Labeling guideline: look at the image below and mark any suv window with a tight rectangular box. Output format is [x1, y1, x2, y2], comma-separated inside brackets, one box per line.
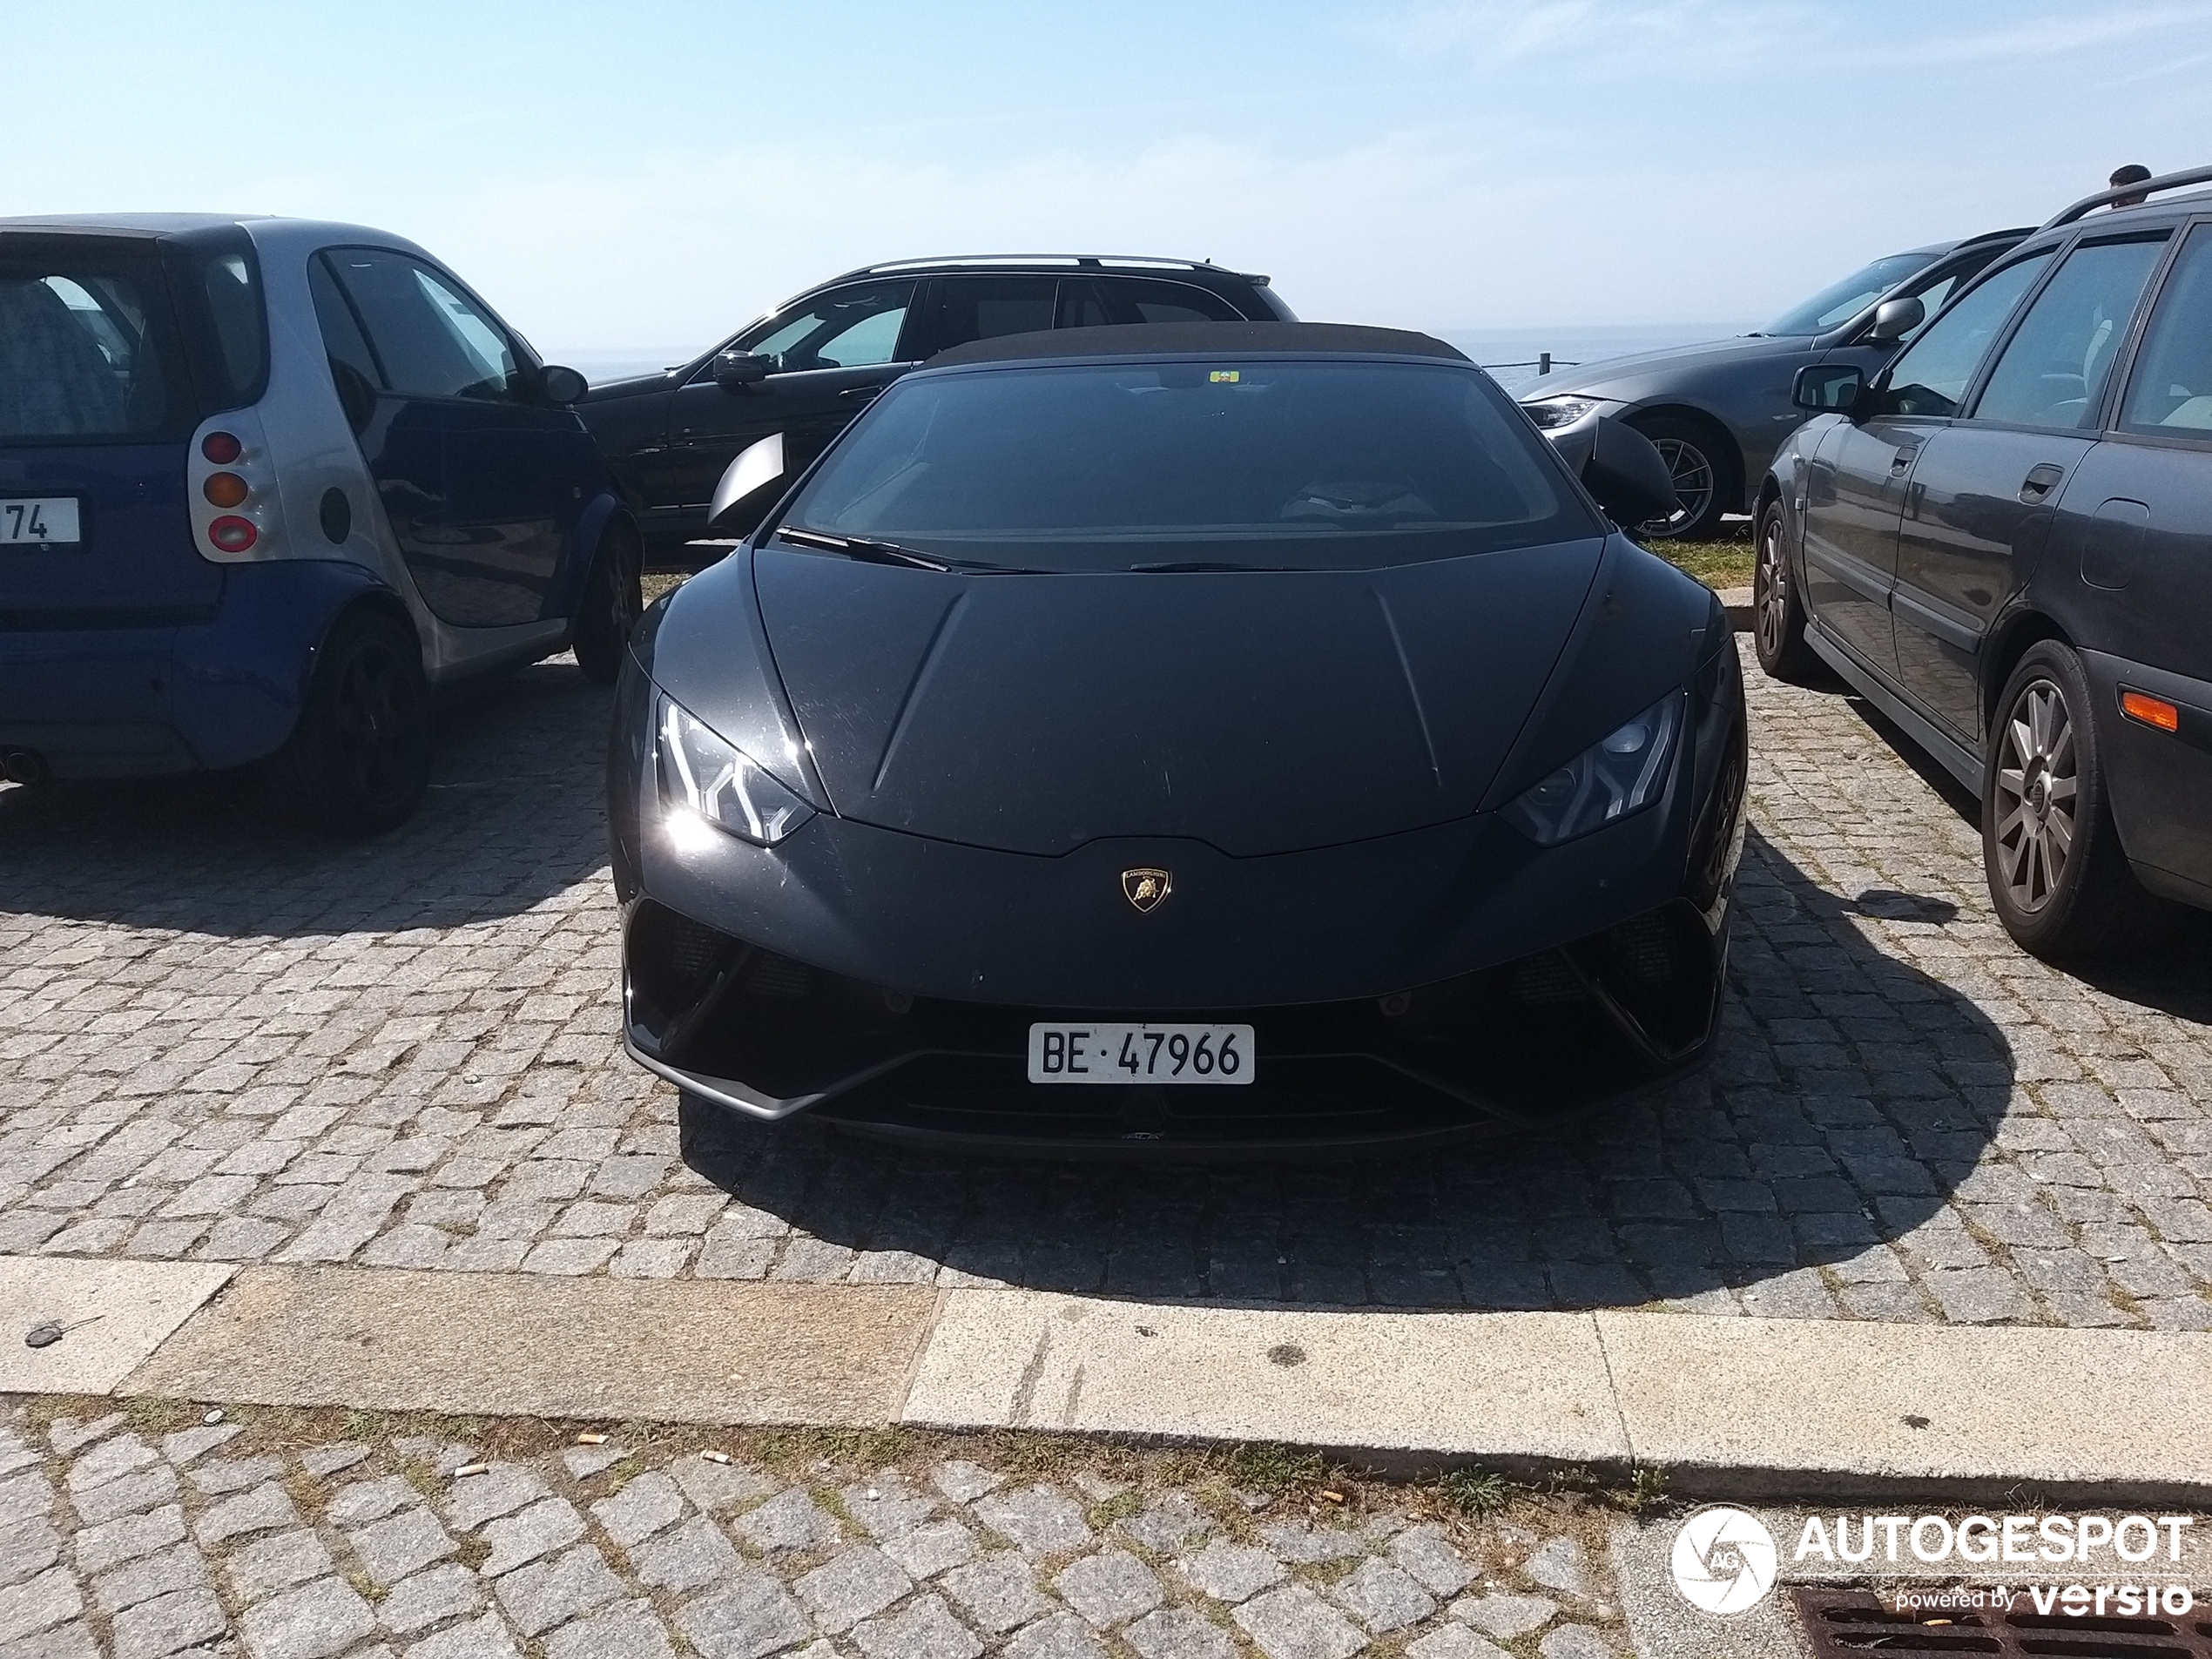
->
[1878, 251, 2054, 418]
[739, 280, 917, 374]
[0, 253, 179, 442]
[925, 277, 1059, 354]
[2120, 224, 2212, 435]
[323, 249, 522, 402]
[1973, 235, 2167, 428]
[1056, 279, 1112, 329]
[1112, 277, 1242, 324]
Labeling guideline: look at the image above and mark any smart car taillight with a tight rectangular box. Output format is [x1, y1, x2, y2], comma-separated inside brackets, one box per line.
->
[208, 516, 257, 553]
[202, 472, 249, 508]
[201, 431, 243, 463]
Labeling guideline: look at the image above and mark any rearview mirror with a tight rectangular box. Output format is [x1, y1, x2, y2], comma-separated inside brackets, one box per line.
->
[713, 351, 773, 392]
[539, 364, 588, 405]
[1793, 363, 1865, 416]
[1581, 416, 1677, 529]
[1864, 294, 1924, 345]
[709, 432, 786, 531]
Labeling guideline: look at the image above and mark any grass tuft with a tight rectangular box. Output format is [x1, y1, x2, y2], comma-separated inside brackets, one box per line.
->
[1435, 1467, 1512, 1516]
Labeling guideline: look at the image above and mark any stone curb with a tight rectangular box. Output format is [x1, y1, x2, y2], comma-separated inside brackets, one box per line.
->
[1717, 583, 1752, 629]
[8, 1258, 2209, 1506]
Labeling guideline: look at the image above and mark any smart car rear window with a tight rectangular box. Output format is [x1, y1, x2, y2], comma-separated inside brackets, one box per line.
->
[0, 248, 183, 443]
[782, 358, 1598, 571]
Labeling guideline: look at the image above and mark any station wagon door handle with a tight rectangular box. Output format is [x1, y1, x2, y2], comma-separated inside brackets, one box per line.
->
[840, 386, 884, 401]
[2019, 462, 2066, 503]
[1889, 446, 1918, 474]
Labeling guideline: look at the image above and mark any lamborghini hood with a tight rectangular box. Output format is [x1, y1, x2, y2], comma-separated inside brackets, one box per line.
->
[752, 539, 1606, 858]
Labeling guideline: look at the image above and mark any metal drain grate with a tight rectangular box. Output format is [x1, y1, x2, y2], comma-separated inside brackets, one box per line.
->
[1792, 1586, 2212, 1656]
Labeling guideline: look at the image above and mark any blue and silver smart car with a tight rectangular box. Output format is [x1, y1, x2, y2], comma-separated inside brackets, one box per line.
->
[0, 214, 641, 831]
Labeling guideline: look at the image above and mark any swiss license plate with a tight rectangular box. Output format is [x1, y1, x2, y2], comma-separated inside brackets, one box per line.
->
[0, 498, 80, 545]
[1027, 1022, 1255, 1085]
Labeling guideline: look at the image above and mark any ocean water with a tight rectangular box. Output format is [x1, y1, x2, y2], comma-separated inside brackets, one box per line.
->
[550, 325, 1760, 396]
[1442, 323, 1756, 390]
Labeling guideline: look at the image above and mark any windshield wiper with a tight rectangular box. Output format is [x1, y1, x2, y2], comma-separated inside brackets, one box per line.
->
[1125, 560, 1301, 573]
[772, 527, 1037, 575]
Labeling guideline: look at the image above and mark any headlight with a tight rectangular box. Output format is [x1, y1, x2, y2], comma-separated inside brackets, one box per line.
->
[1521, 395, 1604, 430]
[1502, 691, 1684, 846]
[656, 693, 815, 846]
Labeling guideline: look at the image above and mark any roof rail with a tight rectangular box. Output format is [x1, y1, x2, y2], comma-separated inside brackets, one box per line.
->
[821, 253, 1250, 284]
[2040, 163, 2212, 232]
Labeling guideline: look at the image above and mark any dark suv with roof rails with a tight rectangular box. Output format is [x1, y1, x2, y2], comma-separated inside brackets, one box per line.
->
[580, 255, 1293, 561]
[1754, 164, 2212, 959]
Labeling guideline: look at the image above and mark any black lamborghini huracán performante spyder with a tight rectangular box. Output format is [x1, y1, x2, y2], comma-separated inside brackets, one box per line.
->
[607, 322, 1748, 1153]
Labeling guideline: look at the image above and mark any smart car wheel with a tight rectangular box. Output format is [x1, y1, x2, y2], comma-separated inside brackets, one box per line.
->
[1751, 501, 1819, 684]
[572, 523, 644, 687]
[1628, 415, 1731, 541]
[270, 610, 431, 834]
[1983, 642, 2174, 959]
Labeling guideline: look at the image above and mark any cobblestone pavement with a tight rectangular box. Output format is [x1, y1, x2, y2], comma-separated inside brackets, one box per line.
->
[0, 1399, 1634, 1659]
[3, 645, 2211, 1326]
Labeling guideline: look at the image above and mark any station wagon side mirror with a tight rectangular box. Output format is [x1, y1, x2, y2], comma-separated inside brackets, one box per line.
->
[539, 364, 588, 405]
[1581, 415, 1678, 529]
[1863, 294, 1924, 346]
[1793, 363, 1866, 417]
[713, 351, 773, 393]
[709, 432, 786, 530]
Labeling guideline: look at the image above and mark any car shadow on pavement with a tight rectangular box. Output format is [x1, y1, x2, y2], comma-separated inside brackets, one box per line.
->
[679, 824, 2018, 1318]
[0, 660, 614, 936]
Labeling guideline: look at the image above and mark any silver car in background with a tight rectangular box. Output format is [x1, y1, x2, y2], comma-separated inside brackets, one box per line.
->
[1518, 227, 2027, 539]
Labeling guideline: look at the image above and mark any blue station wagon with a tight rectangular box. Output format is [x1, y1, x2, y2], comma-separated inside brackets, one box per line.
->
[0, 214, 641, 831]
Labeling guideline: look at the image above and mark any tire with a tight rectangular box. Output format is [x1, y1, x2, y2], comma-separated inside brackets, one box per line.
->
[267, 609, 431, 833]
[1627, 415, 1734, 542]
[1751, 500, 1821, 684]
[572, 523, 643, 687]
[1981, 641, 2176, 959]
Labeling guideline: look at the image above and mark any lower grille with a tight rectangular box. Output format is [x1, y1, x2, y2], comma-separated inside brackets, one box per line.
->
[1793, 1586, 2212, 1656]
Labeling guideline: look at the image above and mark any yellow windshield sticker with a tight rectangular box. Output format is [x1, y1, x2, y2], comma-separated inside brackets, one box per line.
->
[1208, 369, 1240, 383]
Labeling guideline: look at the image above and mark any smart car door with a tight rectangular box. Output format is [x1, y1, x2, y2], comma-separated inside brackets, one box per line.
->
[1802, 252, 2054, 679]
[1892, 233, 2168, 738]
[316, 248, 586, 626]
[658, 280, 919, 542]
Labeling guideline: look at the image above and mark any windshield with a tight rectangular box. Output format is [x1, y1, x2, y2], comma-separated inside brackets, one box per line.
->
[1761, 252, 1933, 336]
[778, 358, 1596, 572]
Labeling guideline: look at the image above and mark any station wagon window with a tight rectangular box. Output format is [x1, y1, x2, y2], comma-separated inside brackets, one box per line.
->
[1111, 278, 1243, 324]
[323, 249, 523, 402]
[1973, 234, 2167, 428]
[1877, 251, 2054, 418]
[2118, 225, 2212, 435]
[0, 257, 178, 442]
[736, 280, 916, 374]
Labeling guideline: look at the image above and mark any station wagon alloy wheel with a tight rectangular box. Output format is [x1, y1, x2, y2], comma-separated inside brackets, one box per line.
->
[1755, 515, 1790, 663]
[1991, 677, 2076, 914]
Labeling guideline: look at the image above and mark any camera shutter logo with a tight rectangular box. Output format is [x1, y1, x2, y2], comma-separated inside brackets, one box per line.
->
[1670, 1506, 1778, 1615]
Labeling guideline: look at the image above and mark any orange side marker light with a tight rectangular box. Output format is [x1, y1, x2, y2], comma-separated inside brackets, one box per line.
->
[2121, 690, 2180, 732]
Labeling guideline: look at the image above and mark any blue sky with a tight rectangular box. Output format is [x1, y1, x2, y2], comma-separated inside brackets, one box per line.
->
[8, 1, 2208, 360]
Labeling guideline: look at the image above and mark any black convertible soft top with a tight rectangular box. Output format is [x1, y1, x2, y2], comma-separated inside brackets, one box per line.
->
[927, 320, 1470, 368]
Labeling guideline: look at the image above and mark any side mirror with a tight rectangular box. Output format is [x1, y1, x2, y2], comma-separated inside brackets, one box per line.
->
[713, 351, 773, 393]
[1864, 294, 1924, 346]
[539, 364, 588, 405]
[1581, 416, 1677, 529]
[708, 432, 786, 530]
[1792, 363, 1865, 416]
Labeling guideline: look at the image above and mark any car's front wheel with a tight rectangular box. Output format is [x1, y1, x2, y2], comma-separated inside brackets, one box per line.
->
[1629, 415, 1733, 542]
[1751, 501, 1820, 683]
[1983, 641, 2174, 958]
[572, 523, 644, 687]
[268, 609, 431, 833]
